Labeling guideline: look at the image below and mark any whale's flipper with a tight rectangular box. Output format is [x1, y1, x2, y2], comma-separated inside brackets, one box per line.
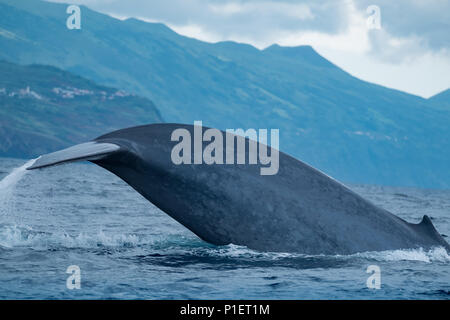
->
[27, 141, 120, 170]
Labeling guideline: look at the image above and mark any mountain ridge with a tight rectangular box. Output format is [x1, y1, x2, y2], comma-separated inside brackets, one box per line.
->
[429, 88, 450, 108]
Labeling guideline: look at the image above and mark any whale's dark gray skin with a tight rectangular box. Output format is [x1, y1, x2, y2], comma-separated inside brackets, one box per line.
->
[27, 123, 450, 255]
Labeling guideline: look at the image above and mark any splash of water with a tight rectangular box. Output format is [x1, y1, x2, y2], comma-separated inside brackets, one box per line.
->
[0, 158, 38, 216]
[353, 247, 450, 263]
[0, 225, 143, 249]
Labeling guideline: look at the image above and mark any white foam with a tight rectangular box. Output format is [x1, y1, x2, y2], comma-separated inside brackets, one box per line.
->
[0, 225, 145, 249]
[353, 247, 450, 263]
[211, 244, 450, 263]
[211, 244, 302, 260]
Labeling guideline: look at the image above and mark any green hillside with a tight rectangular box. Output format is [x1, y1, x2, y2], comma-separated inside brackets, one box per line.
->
[0, 60, 162, 157]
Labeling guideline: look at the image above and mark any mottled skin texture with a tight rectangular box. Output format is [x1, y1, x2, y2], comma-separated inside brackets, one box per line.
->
[29, 124, 450, 255]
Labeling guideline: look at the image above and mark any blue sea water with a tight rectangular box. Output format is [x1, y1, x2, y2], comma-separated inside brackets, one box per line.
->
[0, 157, 449, 299]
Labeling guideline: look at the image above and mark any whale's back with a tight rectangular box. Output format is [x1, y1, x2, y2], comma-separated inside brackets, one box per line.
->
[28, 123, 450, 254]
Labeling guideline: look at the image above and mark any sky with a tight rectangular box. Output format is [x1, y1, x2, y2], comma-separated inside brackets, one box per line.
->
[48, 0, 450, 98]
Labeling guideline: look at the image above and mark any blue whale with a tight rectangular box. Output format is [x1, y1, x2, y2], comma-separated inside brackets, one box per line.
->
[27, 123, 450, 255]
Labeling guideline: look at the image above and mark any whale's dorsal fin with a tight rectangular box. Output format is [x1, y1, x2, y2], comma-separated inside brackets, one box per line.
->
[419, 215, 434, 228]
[414, 215, 440, 235]
[409, 215, 450, 250]
[27, 141, 120, 170]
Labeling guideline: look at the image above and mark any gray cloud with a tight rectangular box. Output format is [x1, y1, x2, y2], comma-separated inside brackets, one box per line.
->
[45, 0, 449, 97]
[354, 0, 450, 51]
[48, 0, 351, 44]
[48, 0, 449, 60]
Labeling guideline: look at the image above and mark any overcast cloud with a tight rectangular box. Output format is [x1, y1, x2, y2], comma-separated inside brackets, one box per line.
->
[47, 0, 450, 97]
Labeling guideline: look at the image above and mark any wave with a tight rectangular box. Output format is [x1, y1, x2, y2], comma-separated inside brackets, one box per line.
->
[0, 225, 146, 249]
[352, 247, 450, 263]
[187, 243, 450, 264]
[1, 224, 448, 264]
[211, 244, 300, 260]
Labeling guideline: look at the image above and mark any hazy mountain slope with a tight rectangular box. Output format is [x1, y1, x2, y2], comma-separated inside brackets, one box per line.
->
[0, 60, 162, 158]
[0, 0, 449, 188]
[429, 89, 450, 109]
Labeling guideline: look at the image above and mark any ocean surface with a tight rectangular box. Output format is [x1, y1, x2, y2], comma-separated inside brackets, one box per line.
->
[0, 157, 449, 299]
